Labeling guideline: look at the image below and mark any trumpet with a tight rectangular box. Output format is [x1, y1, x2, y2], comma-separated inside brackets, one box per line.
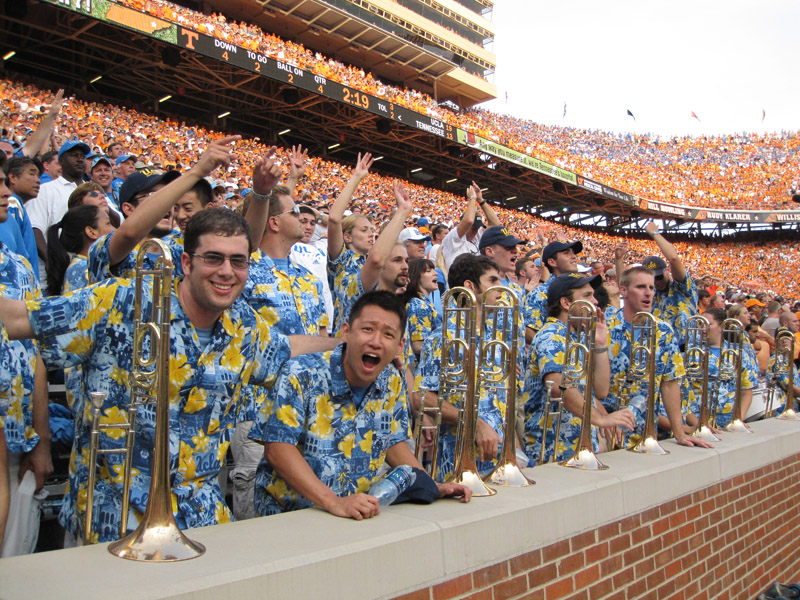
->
[628, 312, 668, 454]
[84, 239, 205, 561]
[771, 329, 799, 421]
[683, 315, 720, 442]
[482, 286, 533, 487]
[720, 319, 752, 433]
[560, 300, 607, 470]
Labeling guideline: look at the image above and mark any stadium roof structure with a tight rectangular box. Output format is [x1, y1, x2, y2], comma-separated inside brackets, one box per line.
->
[1, 0, 798, 237]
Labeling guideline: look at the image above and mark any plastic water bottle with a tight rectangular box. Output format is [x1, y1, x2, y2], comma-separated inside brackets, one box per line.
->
[368, 465, 417, 506]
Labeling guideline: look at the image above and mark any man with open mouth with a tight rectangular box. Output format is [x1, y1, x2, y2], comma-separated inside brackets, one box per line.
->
[250, 290, 471, 519]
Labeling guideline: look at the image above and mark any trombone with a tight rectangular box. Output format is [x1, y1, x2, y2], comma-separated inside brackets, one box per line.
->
[770, 329, 799, 421]
[559, 300, 607, 470]
[720, 318, 752, 433]
[482, 286, 533, 487]
[84, 239, 205, 561]
[414, 287, 496, 496]
[538, 381, 560, 465]
[684, 315, 720, 442]
[628, 312, 668, 454]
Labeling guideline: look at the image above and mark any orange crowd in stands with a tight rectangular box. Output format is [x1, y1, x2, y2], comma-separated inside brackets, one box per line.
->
[109, 0, 800, 213]
[1, 77, 798, 299]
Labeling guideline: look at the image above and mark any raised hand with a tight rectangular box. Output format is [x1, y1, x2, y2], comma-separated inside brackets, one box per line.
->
[190, 134, 241, 178]
[352, 152, 374, 180]
[252, 145, 282, 195]
[287, 144, 308, 180]
[393, 180, 412, 214]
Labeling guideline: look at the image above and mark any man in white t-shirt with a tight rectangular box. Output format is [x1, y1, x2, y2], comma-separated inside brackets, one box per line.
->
[25, 139, 91, 285]
[291, 205, 334, 323]
[440, 182, 501, 271]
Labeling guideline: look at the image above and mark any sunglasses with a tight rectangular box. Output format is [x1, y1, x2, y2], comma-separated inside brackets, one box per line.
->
[272, 204, 300, 218]
[191, 252, 250, 270]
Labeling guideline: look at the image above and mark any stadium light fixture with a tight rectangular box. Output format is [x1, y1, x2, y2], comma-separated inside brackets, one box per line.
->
[373, 156, 384, 161]
[446, 178, 457, 183]
[278, 129, 291, 136]
[3, 51, 16, 60]
[159, 95, 172, 103]
[480, 187, 488, 192]
[410, 167, 422, 173]
[506, 196, 517, 201]
[327, 143, 340, 150]
[90, 75, 102, 84]
[218, 111, 231, 118]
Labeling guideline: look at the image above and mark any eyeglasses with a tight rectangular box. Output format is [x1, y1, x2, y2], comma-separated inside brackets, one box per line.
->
[272, 204, 300, 218]
[85, 191, 104, 198]
[191, 252, 250, 270]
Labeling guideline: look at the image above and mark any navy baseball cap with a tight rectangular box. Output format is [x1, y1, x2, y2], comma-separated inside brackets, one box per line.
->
[479, 225, 524, 250]
[119, 168, 181, 206]
[58, 139, 91, 158]
[547, 272, 602, 305]
[542, 240, 583, 266]
[642, 256, 667, 277]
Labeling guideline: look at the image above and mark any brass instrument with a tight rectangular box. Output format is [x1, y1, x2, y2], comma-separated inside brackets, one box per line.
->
[538, 381, 560, 465]
[85, 239, 205, 561]
[560, 300, 607, 470]
[482, 287, 533, 486]
[684, 315, 720, 442]
[720, 318, 751, 433]
[415, 287, 495, 496]
[771, 329, 799, 421]
[628, 312, 668, 454]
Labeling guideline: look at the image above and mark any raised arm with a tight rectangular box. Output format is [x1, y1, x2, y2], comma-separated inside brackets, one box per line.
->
[108, 135, 240, 266]
[455, 184, 479, 238]
[22, 89, 64, 158]
[360, 181, 412, 292]
[245, 145, 282, 246]
[327, 152, 374, 260]
[614, 243, 628, 282]
[475, 183, 501, 227]
[645, 222, 686, 282]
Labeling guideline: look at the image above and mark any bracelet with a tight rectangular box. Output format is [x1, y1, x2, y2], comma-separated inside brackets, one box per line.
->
[250, 190, 269, 202]
[479, 200, 487, 207]
[594, 346, 608, 353]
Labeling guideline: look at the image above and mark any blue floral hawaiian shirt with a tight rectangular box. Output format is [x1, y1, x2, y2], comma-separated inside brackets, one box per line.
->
[27, 276, 291, 542]
[88, 230, 185, 284]
[327, 246, 366, 335]
[524, 318, 602, 464]
[0, 242, 41, 453]
[652, 274, 697, 350]
[522, 276, 554, 334]
[250, 344, 409, 515]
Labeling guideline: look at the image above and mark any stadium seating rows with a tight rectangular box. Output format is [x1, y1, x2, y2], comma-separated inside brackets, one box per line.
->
[2, 78, 799, 299]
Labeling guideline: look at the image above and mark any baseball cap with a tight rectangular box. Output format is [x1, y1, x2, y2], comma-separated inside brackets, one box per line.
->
[547, 272, 602, 305]
[416, 217, 429, 227]
[576, 262, 592, 273]
[116, 154, 136, 165]
[398, 227, 431, 244]
[119, 168, 181, 206]
[642, 256, 667, 277]
[542, 240, 583, 266]
[478, 225, 524, 250]
[745, 298, 765, 308]
[58, 139, 91, 158]
[90, 156, 112, 170]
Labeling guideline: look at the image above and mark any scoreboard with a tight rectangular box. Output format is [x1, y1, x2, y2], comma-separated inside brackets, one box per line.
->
[178, 29, 460, 143]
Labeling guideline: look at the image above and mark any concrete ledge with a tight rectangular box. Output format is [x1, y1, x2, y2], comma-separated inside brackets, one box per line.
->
[2, 418, 799, 600]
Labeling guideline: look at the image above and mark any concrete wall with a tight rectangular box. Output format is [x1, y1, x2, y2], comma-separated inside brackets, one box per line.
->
[1, 419, 798, 600]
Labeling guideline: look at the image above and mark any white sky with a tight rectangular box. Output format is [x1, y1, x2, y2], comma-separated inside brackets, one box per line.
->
[482, 0, 799, 138]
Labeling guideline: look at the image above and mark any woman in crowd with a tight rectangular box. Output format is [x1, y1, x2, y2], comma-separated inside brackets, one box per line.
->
[401, 258, 441, 360]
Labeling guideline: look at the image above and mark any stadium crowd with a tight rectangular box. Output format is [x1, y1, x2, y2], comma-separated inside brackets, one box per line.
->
[1, 77, 798, 298]
[2, 63, 800, 560]
[96, 0, 800, 212]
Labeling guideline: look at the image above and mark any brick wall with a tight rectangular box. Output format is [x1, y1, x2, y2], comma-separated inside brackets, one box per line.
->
[392, 454, 800, 600]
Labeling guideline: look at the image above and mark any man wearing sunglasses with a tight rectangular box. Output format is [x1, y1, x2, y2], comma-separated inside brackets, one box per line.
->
[87, 135, 281, 285]
[233, 186, 330, 519]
